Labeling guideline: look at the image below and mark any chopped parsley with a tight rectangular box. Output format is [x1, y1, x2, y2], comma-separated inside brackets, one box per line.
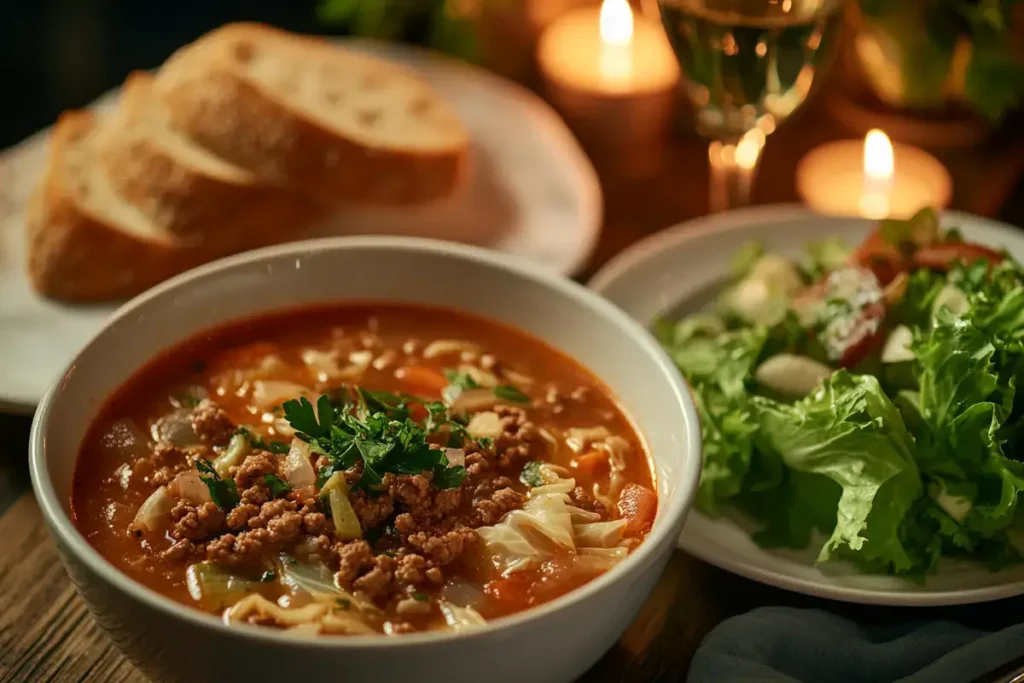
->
[264, 474, 292, 498]
[196, 459, 240, 510]
[494, 384, 530, 403]
[411, 591, 430, 602]
[259, 570, 276, 583]
[283, 388, 469, 492]
[235, 426, 290, 455]
[520, 461, 545, 488]
[442, 369, 479, 404]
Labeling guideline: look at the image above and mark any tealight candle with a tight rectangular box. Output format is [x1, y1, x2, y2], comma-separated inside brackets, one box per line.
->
[796, 129, 952, 219]
[537, 0, 680, 154]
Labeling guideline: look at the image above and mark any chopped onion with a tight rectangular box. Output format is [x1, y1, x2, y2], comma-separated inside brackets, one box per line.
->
[132, 486, 175, 532]
[566, 505, 602, 523]
[186, 561, 258, 609]
[456, 364, 498, 388]
[423, 340, 479, 360]
[214, 432, 250, 478]
[500, 367, 534, 386]
[321, 473, 362, 541]
[444, 448, 466, 468]
[252, 380, 311, 410]
[466, 411, 502, 439]
[451, 388, 500, 413]
[171, 470, 212, 505]
[151, 410, 200, 447]
[565, 427, 611, 454]
[281, 439, 316, 489]
[440, 577, 485, 608]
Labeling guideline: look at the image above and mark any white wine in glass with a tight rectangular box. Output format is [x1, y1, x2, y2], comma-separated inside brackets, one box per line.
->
[657, 0, 843, 210]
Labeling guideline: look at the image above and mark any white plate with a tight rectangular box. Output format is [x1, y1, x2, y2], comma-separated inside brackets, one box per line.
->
[0, 39, 600, 412]
[590, 204, 1024, 606]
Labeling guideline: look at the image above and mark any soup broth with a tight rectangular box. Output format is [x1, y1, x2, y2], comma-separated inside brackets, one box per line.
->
[73, 304, 656, 636]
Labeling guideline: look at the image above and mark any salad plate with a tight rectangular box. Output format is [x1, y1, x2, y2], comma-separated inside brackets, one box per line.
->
[590, 205, 1024, 606]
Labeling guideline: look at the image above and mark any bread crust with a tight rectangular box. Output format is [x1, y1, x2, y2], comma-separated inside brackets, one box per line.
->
[97, 71, 323, 249]
[153, 23, 469, 207]
[27, 112, 214, 302]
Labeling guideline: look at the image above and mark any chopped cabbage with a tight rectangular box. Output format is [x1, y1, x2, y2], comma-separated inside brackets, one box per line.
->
[186, 562, 258, 609]
[466, 411, 502, 439]
[440, 601, 487, 630]
[321, 473, 362, 541]
[423, 340, 479, 359]
[171, 470, 213, 505]
[573, 520, 627, 548]
[251, 380, 311, 410]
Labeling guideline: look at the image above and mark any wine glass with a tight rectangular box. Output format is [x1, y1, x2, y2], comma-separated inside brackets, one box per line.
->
[656, 0, 844, 211]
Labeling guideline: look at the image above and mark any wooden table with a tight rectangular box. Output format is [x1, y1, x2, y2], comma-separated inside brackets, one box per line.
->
[2, 86, 1024, 683]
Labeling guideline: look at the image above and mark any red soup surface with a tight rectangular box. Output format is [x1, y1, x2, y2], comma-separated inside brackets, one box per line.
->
[73, 304, 656, 636]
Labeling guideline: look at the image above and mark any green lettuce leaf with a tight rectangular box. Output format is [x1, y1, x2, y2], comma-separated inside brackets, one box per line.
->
[657, 320, 768, 514]
[753, 372, 923, 572]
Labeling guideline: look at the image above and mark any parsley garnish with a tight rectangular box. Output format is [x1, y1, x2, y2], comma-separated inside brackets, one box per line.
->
[259, 570, 276, 582]
[411, 591, 430, 602]
[442, 369, 479, 404]
[520, 461, 544, 488]
[494, 384, 530, 403]
[235, 427, 290, 454]
[264, 474, 292, 498]
[282, 389, 468, 492]
[196, 459, 240, 510]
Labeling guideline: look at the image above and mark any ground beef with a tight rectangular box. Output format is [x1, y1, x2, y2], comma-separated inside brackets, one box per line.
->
[394, 554, 428, 586]
[353, 554, 396, 598]
[133, 443, 195, 487]
[190, 399, 236, 445]
[570, 486, 608, 515]
[233, 452, 278, 490]
[404, 526, 476, 567]
[471, 475, 515, 501]
[289, 487, 330, 536]
[470, 487, 523, 526]
[225, 483, 272, 530]
[205, 497, 303, 565]
[492, 405, 538, 467]
[382, 473, 464, 527]
[350, 490, 395, 530]
[169, 501, 225, 542]
[334, 540, 374, 584]
[161, 539, 205, 562]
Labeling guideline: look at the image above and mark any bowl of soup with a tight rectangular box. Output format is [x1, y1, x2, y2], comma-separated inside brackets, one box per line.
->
[30, 237, 700, 683]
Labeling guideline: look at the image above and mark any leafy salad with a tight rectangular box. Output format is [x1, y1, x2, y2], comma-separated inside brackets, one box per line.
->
[655, 208, 1024, 578]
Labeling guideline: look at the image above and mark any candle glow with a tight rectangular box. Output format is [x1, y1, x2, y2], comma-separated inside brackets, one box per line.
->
[599, 0, 635, 83]
[860, 129, 895, 219]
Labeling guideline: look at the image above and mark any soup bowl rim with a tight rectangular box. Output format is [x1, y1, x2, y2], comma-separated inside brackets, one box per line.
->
[29, 235, 701, 650]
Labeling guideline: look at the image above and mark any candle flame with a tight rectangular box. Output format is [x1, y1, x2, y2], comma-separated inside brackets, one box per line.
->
[600, 0, 634, 46]
[864, 129, 894, 181]
[861, 129, 894, 219]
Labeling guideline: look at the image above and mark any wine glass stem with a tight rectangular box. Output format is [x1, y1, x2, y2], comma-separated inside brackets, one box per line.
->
[708, 139, 764, 212]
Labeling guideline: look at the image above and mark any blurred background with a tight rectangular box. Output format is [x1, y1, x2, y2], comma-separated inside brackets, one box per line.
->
[2, 0, 1023, 263]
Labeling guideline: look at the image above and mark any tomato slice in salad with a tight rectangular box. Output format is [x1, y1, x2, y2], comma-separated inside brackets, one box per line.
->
[849, 229, 905, 286]
[912, 242, 1004, 271]
[808, 267, 887, 369]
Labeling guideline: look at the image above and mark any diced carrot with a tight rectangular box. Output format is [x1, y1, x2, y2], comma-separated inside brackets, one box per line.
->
[572, 451, 610, 478]
[394, 365, 448, 397]
[617, 484, 657, 535]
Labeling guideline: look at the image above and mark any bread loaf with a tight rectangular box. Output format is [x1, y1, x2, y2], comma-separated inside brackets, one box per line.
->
[154, 23, 470, 207]
[96, 71, 323, 249]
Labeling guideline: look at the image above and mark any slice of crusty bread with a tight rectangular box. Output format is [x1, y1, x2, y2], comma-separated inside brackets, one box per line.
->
[96, 71, 323, 249]
[153, 22, 470, 207]
[26, 111, 226, 302]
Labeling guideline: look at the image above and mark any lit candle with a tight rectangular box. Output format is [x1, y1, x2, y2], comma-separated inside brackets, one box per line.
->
[796, 130, 952, 219]
[537, 0, 680, 155]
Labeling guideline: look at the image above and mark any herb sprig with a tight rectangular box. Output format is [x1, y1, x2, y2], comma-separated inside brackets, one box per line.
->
[284, 389, 468, 492]
[196, 459, 240, 510]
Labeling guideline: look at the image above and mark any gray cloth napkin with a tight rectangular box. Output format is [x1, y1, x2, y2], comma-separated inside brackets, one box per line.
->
[689, 606, 1024, 683]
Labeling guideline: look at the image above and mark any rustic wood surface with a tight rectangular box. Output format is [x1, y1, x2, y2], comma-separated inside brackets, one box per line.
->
[2, 53, 1024, 683]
